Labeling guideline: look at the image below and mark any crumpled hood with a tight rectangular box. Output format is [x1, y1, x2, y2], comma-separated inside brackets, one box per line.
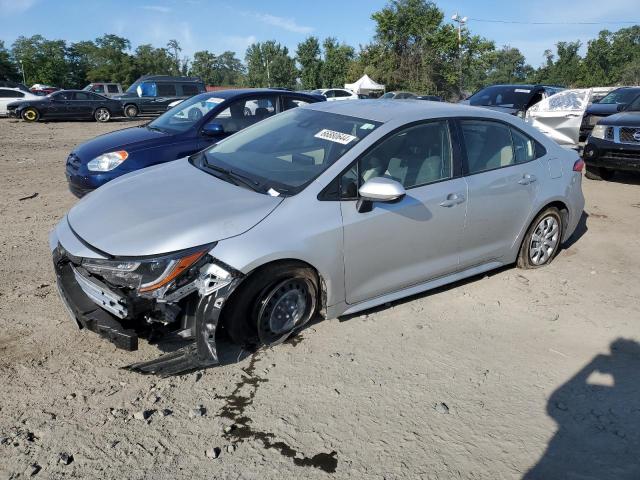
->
[67, 158, 283, 257]
[73, 126, 170, 160]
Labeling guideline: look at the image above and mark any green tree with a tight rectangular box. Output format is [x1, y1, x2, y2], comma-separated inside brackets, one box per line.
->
[245, 41, 297, 88]
[87, 34, 135, 85]
[483, 46, 530, 85]
[296, 36, 322, 89]
[321, 37, 354, 88]
[166, 39, 182, 75]
[0, 40, 19, 81]
[190, 50, 244, 85]
[12, 35, 68, 86]
[66, 40, 97, 88]
[133, 44, 175, 77]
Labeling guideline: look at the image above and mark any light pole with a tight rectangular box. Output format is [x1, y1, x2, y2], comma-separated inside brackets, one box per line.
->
[19, 59, 26, 85]
[451, 12, 467, 97]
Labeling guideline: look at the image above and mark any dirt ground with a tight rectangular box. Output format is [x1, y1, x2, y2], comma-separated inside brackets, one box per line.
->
[0, 117, 639, 480]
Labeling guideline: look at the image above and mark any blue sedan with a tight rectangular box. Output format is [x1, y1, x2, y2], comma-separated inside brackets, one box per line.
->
[65, 89, 325, 197]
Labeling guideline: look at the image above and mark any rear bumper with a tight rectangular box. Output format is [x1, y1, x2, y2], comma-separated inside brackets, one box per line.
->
[584, 138, 640, 172]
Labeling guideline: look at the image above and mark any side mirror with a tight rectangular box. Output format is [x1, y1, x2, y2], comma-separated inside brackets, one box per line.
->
[617, 103, 628, 112]
[202, 123, 224, 137]
[357, 177, 405, 213]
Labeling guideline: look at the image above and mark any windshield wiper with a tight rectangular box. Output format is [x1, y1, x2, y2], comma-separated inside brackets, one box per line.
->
[204, 163, 262, 193]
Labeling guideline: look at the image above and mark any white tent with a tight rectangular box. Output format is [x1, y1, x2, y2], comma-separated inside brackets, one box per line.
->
[345, 74, 385, 95]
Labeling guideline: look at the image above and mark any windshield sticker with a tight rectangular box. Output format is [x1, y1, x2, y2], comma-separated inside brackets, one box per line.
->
[360, 123, 375, 130]
[514, 88, 531, 93]
[314, 129, 357, 145]
[206, 97, 225, 103]
[267, 188, 280, 197]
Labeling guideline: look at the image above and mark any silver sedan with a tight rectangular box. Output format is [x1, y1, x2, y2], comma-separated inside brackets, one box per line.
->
[50, 100, 585, 375]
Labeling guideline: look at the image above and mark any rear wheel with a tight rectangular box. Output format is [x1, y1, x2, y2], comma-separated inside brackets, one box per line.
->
[124, 104, 138, 118]
[585, 165, 614, 181]
[94, 107, 110, 123]
[21, 107, 39, 122]
[223, 262, 318, 347]
[517, 207, 563, 269]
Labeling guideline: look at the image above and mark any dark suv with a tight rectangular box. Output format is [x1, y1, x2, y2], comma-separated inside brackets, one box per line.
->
[583, 94, 640, 181]
[114, 75, 206, 118]
[580, 87, 640, 140]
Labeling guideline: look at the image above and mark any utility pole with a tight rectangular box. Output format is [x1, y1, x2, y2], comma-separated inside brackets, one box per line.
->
[451, 12, 467, 98]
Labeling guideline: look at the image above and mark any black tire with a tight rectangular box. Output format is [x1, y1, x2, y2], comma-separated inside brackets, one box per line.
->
[21, 107, 39, 122]
[585, 165, 614, 181]
[517, 207, 563, 269]
[223, 262, 319, 347]
[94, 107, 111, 123]
[124, 104, 138, 118]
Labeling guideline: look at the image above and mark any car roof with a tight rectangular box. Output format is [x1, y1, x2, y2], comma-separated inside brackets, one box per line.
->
[304, 98, 506, 123]
[196, 88, 323, 100]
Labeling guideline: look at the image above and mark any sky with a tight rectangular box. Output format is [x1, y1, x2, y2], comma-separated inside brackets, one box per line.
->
[1, 0, 639, 67]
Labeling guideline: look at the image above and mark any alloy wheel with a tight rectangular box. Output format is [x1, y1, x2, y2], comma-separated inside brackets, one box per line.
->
[529, 216, 560, 265]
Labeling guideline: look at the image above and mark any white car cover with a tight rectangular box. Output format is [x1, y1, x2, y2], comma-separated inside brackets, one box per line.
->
[525, 88, 592, 148]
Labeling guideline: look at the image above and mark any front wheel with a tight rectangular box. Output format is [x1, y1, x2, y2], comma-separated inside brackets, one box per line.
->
[585, 165, 614, 181]
[223, 263, 318, 347]
[124, 104, 138, 118]
[21, 107, 39, 122]
[94, 107, 111, 123]
[517, 207, 563, 269]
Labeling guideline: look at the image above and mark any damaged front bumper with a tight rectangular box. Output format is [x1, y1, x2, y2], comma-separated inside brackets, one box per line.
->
[51, 234, 244, 376]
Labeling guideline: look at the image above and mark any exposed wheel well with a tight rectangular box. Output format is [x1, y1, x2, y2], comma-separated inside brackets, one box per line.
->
[222, 259, 327, 324]
[519, 201, 569, 253]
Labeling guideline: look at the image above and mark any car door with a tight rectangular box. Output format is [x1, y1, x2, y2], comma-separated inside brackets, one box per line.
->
[340, 120, 467, 305]
[69, 92, 94, 118]
[47, 91, 73, 117]
[458, 119, 547, 267]
[150, 83, 178, 113]
[526, 89, 591, 147]
[0, 89, 24, 114]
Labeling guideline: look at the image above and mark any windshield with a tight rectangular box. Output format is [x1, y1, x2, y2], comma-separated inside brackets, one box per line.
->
[380, 92, 394, 99]
[201, 108, 381, 194]
[468, 85, 535, 109]
[598, 88, 640, 105]
[148, 94, 225, 133]
[126, 81, 141, 94]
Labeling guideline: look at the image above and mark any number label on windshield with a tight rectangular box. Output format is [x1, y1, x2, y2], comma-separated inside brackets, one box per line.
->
[314, 129, 357, 145]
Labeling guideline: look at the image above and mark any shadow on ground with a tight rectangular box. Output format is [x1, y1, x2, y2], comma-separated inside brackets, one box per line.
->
[524, 338, 640, 479]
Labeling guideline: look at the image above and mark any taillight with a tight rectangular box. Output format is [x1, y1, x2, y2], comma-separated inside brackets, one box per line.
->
[573, 158, 585, 172]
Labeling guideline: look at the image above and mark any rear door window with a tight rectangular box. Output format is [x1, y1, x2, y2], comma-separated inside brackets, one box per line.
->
[107, 84, 119, 93]
[210, 96, 277, 134]
[460, 120, 514, 174]
[157, 83, 177, 96]
[181, 84, 199, 96]
[73, 92, 91, 100]
[282, 96, 311, 111]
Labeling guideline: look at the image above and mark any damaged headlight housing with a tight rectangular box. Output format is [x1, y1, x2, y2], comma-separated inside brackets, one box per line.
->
[87, 150, 129, 172]
[82, 246, 212, 295]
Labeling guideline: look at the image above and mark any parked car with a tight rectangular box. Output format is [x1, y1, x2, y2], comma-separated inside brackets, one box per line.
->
[7, 90, 124, 123]
[0, 87, 40, 116]
[30, 84, 60, 96]
[50, 100, 585, 374]
[65, 89, 324, 197]
[463, 84, 565, 117]
[113, 75, 206, 118]
[83, 82, 124, 97]
[417, 95, 444, 102]
[583, 103, 640, 181]
[0, 81, 29, 92]
[580, 87, 640, 140]
[311, 88, 358, 101]
[380, 91, 419, 99]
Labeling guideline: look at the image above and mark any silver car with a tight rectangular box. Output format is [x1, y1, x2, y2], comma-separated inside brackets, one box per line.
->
[50, 100, 585, 375]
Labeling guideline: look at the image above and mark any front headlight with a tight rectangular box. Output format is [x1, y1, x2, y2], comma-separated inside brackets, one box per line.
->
[591, 125, 606, 140]
[82, 248, 209, 294]
[87, 150, 129, 172]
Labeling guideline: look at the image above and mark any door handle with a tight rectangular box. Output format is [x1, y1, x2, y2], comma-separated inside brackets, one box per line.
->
[439, 193, 466, 207]
[518, 174, 537, 185]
